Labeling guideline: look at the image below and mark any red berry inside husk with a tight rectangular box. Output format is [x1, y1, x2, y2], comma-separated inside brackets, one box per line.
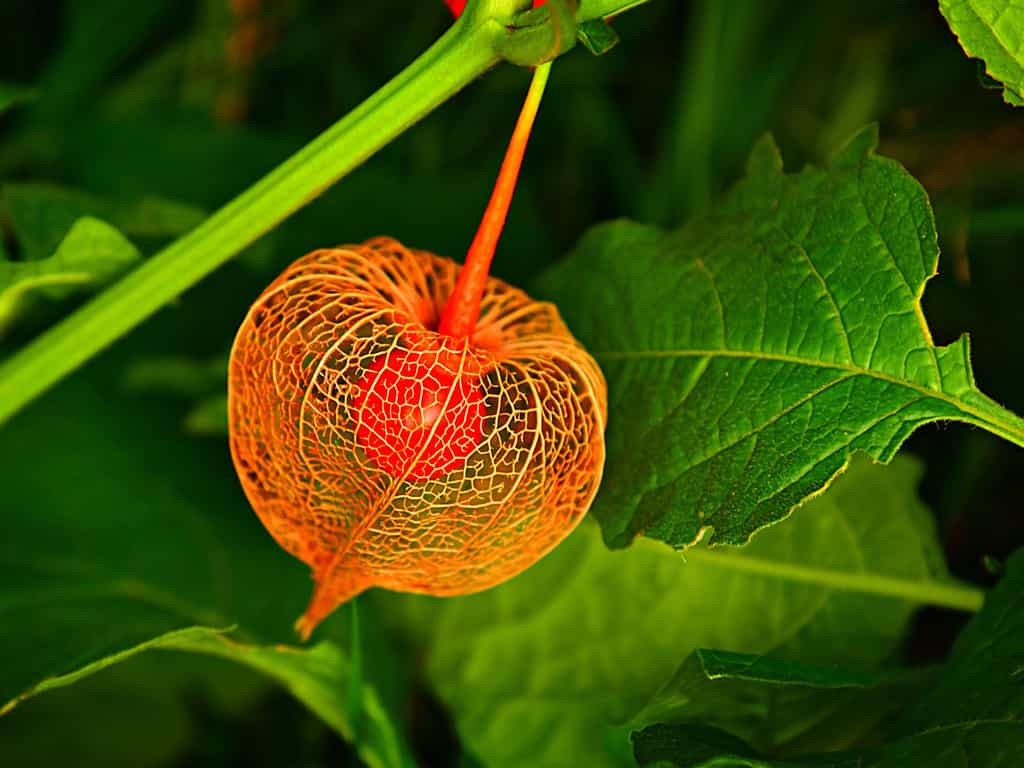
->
[352, 347, 486, 480]
[228, 239, 606, 640]
[228, 56, 597, 641]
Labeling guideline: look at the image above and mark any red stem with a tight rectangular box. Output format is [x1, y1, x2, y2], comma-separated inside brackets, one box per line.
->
[438, 62, 551, 339]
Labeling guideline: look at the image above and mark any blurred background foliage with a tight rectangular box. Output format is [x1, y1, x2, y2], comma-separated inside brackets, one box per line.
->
[1, 0, 1023, 765]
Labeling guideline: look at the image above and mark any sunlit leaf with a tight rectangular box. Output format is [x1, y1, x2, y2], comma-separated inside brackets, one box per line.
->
[940, 0, 1024, 106]
[536, 126, 1024, 549]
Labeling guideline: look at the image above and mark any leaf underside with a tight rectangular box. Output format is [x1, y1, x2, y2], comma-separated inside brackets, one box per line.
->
[535, 125, 1024, 550]
[633, 548, 1024, 767]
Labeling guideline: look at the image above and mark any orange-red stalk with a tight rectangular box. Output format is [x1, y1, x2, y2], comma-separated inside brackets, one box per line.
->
[438, 62, 551, 339]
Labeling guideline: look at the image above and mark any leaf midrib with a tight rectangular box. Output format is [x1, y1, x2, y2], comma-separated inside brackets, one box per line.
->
[596, 346, 1024, 447]
[639, 540, 985, 613]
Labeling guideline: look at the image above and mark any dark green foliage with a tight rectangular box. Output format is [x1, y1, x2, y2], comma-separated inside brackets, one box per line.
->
[1, 1, 1023, 766]
[633, 550, 1024, 767]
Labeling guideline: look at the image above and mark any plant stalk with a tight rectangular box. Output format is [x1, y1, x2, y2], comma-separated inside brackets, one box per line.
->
[0, 0, 656, 426]
[0, 9, 501, 425]
[439, 61, 552, 338]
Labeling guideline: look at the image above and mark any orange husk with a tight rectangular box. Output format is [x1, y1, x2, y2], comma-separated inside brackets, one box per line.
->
[228, 238, 606, 639]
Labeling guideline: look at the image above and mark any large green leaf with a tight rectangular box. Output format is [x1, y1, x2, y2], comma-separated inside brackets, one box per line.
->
[385, 455, 972, 768]
[939, 0, 1024, 106]
[0, 360, 412, 768]
[0, 217, 140, 334]
[632, 548, 1024, 767]
[535, 126, 1024, 549]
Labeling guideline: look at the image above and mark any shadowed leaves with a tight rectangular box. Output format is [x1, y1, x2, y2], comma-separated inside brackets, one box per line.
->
[633, 548, 1024, 767]
[0, 369, 412, 768]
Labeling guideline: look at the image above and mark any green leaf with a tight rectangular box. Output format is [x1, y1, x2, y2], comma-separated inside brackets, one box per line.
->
[0, 2, 509, 428]
[0, 217, 140, 334]
[386, 455, 973, 768]
[3, 183, 205, 262]
[166, 634, 411, 768]
[0, 83, 35, 115]
[577, 19, 620, 55]
[0, 361, 413, 768]
[632, 547, 1024, 767]
[939, 0, 1024, 106]
[634, 649, 928, 756]
[0, 650, 273, 768]
[535, 126, 1024, 549]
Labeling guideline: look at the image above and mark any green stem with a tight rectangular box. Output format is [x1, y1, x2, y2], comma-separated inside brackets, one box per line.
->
[675, 546, 985, 613]
[0, 8, 502, 426]
[0, 0, 658, 426]
[962, 392, 1024, 451]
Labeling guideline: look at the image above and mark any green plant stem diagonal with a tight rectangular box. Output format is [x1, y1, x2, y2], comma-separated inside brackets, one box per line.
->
[0, 0, 649, 426]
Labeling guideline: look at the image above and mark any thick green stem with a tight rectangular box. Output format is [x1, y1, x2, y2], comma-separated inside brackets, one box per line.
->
[0, 0, 657, 426]
[0, 8, 502, 425]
